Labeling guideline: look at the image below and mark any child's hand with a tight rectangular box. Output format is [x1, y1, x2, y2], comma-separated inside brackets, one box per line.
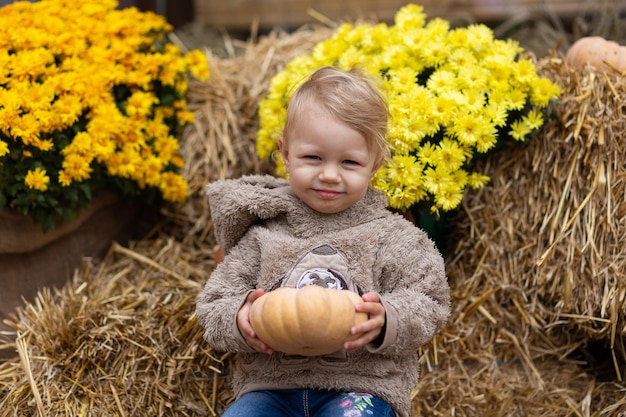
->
[237, 289, 274, 354]
[344, 292, 386, 352]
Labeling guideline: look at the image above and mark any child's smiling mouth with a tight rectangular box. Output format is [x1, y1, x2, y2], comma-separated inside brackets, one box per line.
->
[314, 189, 342, 199]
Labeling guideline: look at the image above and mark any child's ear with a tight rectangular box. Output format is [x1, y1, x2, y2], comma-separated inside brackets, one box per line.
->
[279, 136, 289, 166]
[371, 156, 385, 177]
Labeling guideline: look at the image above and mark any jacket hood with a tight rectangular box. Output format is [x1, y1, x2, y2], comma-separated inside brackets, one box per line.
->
[206, 175, 389, 255]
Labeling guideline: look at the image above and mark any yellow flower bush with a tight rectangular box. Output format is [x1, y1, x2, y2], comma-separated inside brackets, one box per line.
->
[0, 0, 209, 231]
[257, 4, 560, 214]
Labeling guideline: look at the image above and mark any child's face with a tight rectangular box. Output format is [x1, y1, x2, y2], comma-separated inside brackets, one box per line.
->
[280, 104, 381, 214]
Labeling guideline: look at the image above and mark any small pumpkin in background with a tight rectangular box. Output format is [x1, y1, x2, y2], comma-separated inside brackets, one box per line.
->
[249, 285, 367, 356]
[565, 36, 626, 73]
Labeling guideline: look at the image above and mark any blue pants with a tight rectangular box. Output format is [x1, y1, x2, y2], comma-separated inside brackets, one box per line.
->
[222, 389, 395, 417]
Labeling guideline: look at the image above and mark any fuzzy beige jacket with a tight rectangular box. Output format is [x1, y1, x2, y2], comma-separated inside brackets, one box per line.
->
[196, 175, 450, 417]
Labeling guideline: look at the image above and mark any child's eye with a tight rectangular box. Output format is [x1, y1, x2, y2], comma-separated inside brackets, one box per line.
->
[304, 155, 321, 160]
[343, 160, 359, 166]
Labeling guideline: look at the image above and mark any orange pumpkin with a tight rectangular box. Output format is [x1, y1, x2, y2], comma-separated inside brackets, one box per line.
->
[249, 285, 368, 356]
[565, 36, 626, 73]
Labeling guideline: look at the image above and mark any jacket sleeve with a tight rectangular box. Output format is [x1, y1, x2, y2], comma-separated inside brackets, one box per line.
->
[368, 216, 450, 355]
[196, 230, 261, 353]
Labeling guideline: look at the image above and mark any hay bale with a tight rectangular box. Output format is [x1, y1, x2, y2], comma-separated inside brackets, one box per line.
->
[413, 355, 624, 416]
[0, 239, 234, 416]
[444, 56, 626, 380]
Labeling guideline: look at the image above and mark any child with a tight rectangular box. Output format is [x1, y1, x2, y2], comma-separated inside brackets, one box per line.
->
[196, 66, 450, 417]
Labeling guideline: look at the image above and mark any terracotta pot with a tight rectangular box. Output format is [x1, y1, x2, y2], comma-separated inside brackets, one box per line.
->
[0, 191, 143, 358]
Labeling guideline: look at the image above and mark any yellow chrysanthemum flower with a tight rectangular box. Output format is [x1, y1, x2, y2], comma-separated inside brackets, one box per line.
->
[159, 171, 189, 203]
[530, 77, 562, 107]
[435, 184, 464, 211]
[509, 119, 533, 141]
[433, 138, 466, 172]
[0, 140, 9, 157]
[25, 167, 50, 191]
[62, 153, 93, 182]
[468, 172, 491, 189]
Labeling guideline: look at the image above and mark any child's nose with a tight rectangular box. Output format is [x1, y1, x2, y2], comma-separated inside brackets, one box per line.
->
[319, 163, 340, 182]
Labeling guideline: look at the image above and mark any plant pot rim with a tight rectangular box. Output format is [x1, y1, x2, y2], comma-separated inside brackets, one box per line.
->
[0, 190, 122, 254]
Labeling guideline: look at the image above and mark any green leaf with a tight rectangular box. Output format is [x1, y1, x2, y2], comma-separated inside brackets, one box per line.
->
[61, 207, 78, 223]
[41, 213, 56, 233]
[78, 183, 92, 201]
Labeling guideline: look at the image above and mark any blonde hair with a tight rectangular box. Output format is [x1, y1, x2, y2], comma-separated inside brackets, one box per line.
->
[283, 66, 391, 165]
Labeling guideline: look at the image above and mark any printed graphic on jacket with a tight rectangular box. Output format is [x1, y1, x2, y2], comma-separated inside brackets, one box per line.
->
[276, 244, 361, 295]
